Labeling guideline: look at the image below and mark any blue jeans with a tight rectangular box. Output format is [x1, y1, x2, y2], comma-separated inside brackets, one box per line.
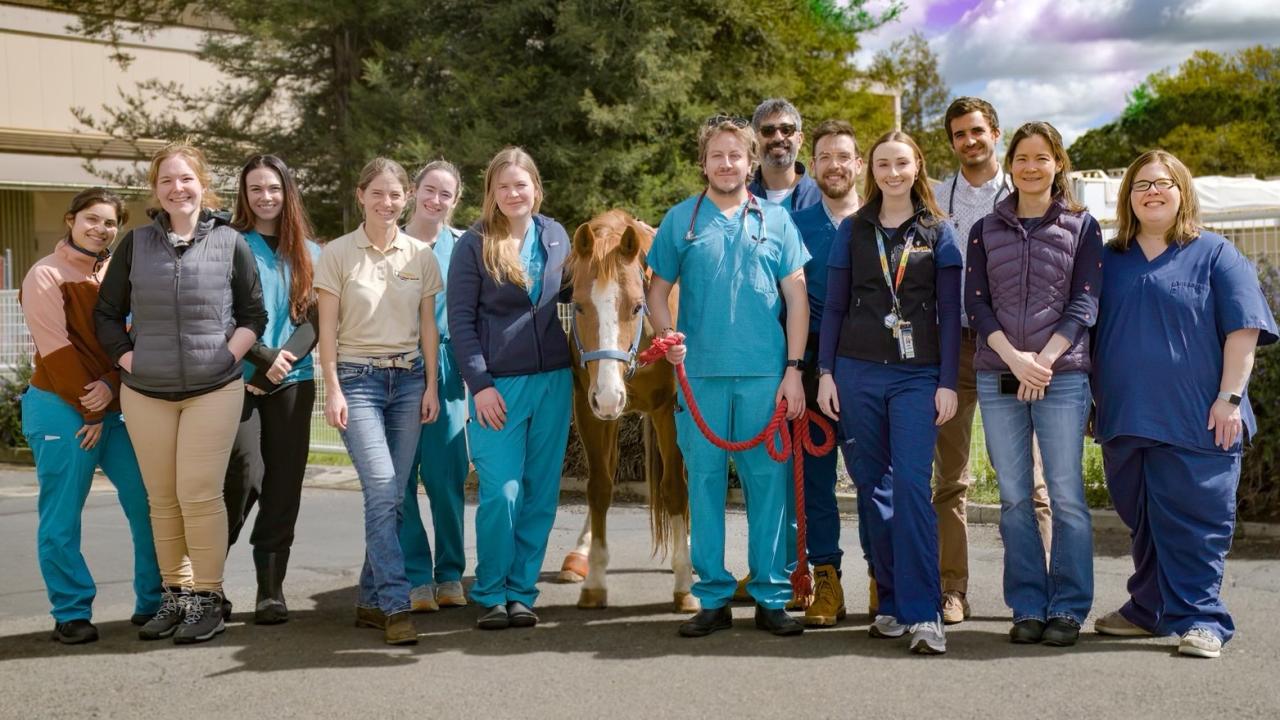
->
[977, 370, 1093, 625]
[338, 359, 426, 615]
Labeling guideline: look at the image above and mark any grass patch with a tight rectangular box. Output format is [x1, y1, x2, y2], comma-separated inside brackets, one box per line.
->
[308, 450, 352, 466]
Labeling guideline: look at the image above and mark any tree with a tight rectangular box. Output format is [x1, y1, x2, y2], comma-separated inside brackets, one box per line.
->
[868, 31, 953, 177]
[1069, 45, 1280, 176]
[55, 0, 901, 236]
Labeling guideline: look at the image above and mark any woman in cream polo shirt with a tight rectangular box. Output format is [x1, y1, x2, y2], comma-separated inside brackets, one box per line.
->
[314, 157, 443, 646]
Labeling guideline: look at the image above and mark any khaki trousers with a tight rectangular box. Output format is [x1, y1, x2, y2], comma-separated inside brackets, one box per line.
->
[121, 380, 243, 591]
[932, 332, 1052, 594]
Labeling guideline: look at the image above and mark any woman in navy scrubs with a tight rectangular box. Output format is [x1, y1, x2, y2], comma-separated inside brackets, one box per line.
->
[1092, 149, 1277, 659]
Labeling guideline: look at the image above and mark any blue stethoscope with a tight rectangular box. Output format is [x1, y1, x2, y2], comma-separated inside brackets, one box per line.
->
[684, 190, 766, 243]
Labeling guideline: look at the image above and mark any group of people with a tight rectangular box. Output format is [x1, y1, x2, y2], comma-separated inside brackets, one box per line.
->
[20, 94, 1276, 659]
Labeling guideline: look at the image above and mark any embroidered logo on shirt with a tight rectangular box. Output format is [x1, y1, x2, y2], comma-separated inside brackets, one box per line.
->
[396, 271, 420, 281]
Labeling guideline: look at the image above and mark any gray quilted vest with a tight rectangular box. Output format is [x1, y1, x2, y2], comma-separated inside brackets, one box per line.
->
[125, 214, 242, 394]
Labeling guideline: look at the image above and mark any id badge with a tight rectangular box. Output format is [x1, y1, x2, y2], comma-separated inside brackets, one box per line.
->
[897, 322, 915, 360]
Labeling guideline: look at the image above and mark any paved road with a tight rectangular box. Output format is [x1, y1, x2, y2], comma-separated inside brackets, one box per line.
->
[1, 465, 1279, 719]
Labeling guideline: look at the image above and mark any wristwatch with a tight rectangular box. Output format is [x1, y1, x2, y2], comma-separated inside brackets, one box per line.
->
[1217, 391, 1242, 406]
[785, 358, 806, 371]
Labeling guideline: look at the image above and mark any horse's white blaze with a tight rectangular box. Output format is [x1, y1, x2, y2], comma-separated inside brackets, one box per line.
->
[584, 534, 609, 591]
[671, 514, 693, 594]
[590, 277, 627, 418]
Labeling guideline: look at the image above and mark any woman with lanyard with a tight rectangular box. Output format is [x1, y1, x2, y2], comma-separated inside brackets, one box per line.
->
[399, 160, 469, 612]
[21, 188, 161, 644]
[816, 130, 961, 655]
[448, 147, 573, 631]
[966, 122, 1103, 647]
[1092, 150, 1276, 659]
[95, 142, 268, 645]
[315, 157, 443, 646]
[223, 154, 321, 625]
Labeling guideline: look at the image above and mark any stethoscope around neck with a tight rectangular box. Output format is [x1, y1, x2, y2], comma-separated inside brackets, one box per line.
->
[684, 190, 766, 243]
[947, 171, 1012, 215]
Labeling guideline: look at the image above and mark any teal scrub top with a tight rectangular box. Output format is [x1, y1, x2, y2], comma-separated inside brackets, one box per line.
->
[241, 230, 322, 385]
[431, 225, 459, 339]
[520, 222, 545, 301]
[648, 193, 810, 378]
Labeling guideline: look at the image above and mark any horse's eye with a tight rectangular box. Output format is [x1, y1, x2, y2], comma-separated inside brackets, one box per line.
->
[633, 304, 643, 315]
[574, 303, 584, 314]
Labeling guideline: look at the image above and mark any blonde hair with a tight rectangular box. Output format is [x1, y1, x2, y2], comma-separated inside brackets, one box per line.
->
[480, 147, 543, 287]
[1112, 149, 1201, 251]
[411, 159, 464, 225]
[1004, 121, 1085, 213]
[862, 131, 944, 223]
[148, 141, 220, 210]
[697, 118, 759, 177]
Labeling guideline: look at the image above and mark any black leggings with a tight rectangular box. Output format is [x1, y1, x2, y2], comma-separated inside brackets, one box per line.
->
[224, 380, 315, 552]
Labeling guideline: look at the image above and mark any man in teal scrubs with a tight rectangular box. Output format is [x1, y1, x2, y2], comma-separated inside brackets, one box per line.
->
[648, 116, 811, 637]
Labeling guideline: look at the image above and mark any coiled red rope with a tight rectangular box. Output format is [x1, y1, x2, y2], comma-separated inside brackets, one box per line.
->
[638, 333, 836, 601]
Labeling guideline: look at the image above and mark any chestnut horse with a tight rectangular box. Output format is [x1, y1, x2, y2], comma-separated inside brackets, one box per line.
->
[557, 210, 697, 612]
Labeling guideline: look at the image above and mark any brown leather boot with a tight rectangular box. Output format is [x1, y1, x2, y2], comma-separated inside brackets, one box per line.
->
[384, 611, 418, 645]
[803, 565, 846, 627]
[354, 605, 386, 630]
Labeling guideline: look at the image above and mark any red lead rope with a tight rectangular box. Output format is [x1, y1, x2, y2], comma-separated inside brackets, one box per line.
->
[638, 333, 836, 601]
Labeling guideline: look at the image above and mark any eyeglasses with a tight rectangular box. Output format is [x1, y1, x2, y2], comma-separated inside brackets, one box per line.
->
[1131, 178, 1177, 193]
[705, 114, 748, 128]
[759, 123, 797, 139]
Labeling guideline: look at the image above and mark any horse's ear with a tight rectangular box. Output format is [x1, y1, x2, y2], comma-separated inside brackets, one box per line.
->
[619, 225, 641, 261]
[572, 223, 595, 258]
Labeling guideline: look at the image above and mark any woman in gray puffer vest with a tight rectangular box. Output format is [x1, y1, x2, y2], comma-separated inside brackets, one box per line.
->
[965, 122, 1103, 648]
[95, 143, 267, 646]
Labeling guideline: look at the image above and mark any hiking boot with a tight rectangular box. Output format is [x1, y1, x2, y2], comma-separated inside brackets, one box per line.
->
[252, 548, 289, 625]
[868, 614, 907, 639]
[678, 606, 733, 637]
[1094, 609, 1153, 637]
[139, 586, 188, 640]
[868, 573, 879, 619]
[435, 581, 468, 608]
[908, 615, 947, 655]
[755, 605, 804, 636]
[1042, 617, 1081, 647]
[384, 611, 418, 645]
[173, 591, 226, 644]
[803, 565, 846, 627]
[51, 619, 98, 645]
[941, 591, 970, 625]
[507, 601, 538, 628]
[410, 585, 440, 613]
[355, 605, 387, 630]
[1010, 619, 1046, 644]
[477, 604, 510, 630]
[1178, 627, 1222, 659]
[732, 575, 752, 603]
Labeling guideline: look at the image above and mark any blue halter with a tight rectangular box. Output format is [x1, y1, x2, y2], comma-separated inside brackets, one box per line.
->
[572, 302, 648, 381]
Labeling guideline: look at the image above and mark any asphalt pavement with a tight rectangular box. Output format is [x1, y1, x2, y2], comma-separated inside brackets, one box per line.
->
[1, 464, 1279, 719]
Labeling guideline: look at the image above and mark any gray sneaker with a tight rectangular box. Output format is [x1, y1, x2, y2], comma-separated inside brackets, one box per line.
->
[868, 614, 907, 639]
[1178, 627, 1222, 659]
[410, 585, 439, 613]
[435, 581, 468, 607]
[139, 586, 188, 640]
[173, 591, 226, 645]
[908, 615, 947, 655]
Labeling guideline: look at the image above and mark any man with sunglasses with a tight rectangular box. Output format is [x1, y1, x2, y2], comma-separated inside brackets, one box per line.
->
[748, 98, 821, 213]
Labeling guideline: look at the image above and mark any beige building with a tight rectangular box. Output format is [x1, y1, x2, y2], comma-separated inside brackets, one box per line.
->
[0, 0, 225, 287]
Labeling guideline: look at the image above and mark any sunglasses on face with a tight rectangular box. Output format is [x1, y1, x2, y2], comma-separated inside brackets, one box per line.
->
[759, 123, 797, 139]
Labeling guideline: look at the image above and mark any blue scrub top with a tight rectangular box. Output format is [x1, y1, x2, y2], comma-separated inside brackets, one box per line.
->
[648, 193, 810, 378]
[790, 201, 844, 334]
[1093, 231, 1277, 454]
[430, 226, 459, 339]
[520, 221, 545, 301]
[241, 230, 322, 385]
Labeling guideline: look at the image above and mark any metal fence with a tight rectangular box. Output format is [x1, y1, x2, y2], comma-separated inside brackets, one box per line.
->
[0, 290, 33, 370]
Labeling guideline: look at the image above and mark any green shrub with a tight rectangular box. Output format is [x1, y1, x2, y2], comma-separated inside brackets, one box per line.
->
[1240, 259, 1280, 521]
[0, 357, 33, 448]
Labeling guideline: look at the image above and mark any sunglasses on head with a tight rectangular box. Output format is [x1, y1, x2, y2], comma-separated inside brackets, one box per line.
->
[705, 114, 749, 128]
[759, 123, 797, 139]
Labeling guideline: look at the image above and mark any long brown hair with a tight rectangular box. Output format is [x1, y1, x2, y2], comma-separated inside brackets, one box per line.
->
[1004, 121, 1084, 213]
[233, 154, 317, 321]
[1112, 149, 1201, 251]
[479, 147, 544, 287]
[862, 130, 944, 222]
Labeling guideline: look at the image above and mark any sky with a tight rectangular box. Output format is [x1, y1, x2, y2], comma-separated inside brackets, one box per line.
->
[852, 0, 1280, 146]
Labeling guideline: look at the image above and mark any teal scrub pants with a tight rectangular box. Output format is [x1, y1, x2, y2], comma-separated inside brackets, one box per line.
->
[676, 375, 791, 610]
[467, 369, 572, 608]
[21, 386, 162, 622]
[401, 341, 469, 586]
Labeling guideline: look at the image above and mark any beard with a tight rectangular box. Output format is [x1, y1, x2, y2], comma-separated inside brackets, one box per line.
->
[817, 170, 854, 199]
[959, 144, 994, 168]
[762, 140, 797, 170]
[708, 173, 747, 196]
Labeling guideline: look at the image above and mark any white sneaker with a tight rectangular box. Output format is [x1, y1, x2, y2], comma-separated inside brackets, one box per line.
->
[410, 585, 439, 613]
[868, 614, 907, 639]
[1178, 627, 1222, 659]
[909, 615, 947, 655]
[435, 580, 468, 608]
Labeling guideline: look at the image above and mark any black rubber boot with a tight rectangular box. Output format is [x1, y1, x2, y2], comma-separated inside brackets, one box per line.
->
[253, 548, 290, 625]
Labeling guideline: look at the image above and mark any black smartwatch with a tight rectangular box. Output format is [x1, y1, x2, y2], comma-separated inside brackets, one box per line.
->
[785, 358, 806, 371]
[1217, 391, 1242, 406]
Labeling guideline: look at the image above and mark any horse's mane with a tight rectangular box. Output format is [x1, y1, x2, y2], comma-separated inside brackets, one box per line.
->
[576, 209, 654, 282]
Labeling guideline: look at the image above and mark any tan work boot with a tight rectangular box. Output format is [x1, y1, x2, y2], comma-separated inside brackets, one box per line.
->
[868, 573, 879, 619]
[733, 575, 752, 603]
[354, 605, 387, 630]
[803, 565, 846, 627]
[941, 591, 970, 625]
[384, 611, 418, 645]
